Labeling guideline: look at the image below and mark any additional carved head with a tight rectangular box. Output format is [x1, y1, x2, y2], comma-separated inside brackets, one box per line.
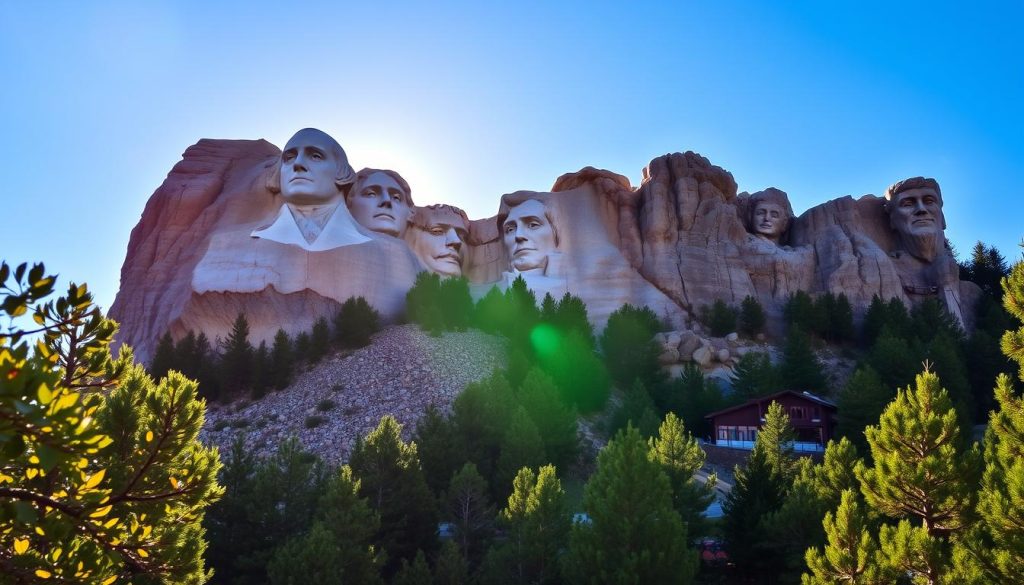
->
[270, 128, 355, 206]
[885, 177, 945, 262]
[347, 168, 414, 237]
[497, 196, 559, 273]
[747, 188, 793, 244]
[407, 204, 470, 276]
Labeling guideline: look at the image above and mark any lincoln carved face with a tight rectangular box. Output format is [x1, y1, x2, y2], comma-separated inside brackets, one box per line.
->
[279, 128, 352, 206]
[407, 205, 469, 276]
[502, 199, 557, 273]
[347, 169, 413, 237]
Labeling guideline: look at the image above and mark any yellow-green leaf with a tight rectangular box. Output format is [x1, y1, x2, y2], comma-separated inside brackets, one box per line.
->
[145, 431, 153, 443]
[14, 538, 28, 554]
[83, 469, 105, 490]
[102, 576, 118, 585]
[89, 505, 112, 518]
[35, 569, 51, 579]
[137, 548, 149, 558]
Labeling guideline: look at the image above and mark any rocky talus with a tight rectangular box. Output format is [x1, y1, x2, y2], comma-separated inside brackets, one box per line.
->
[199, 325, 507, 464]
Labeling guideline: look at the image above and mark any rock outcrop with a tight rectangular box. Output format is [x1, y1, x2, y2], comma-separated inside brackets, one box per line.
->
[110, 131, 981, 361]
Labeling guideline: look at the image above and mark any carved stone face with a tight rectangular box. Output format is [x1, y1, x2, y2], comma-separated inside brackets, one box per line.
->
[280, 129, 346, 206]
[889, 187, 943, 238]
[753, 202, 787, 240]
[502, 199, 556, 272]
[410, 209, 469, 276]
[348, 171, 412, 237]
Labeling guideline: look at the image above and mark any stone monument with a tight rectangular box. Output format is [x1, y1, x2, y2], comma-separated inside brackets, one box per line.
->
[108, 129, 981, 362]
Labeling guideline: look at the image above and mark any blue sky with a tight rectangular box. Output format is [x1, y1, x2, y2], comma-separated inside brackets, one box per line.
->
[1, 0, 1022, 312]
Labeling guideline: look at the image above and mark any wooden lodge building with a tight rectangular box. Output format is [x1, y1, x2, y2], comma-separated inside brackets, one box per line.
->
[705, 390, 838, 452]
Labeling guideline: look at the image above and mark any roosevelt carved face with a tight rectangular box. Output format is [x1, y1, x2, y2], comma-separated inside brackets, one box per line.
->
[502, 199, 556, 273]
[348, 171, 413, 237]
[753, 202, 787, 240]
[279, 128, 350, 206]
[408, 207, 469, 276]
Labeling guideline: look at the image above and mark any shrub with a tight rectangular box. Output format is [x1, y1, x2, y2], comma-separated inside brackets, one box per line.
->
[305, 414, 328, 428]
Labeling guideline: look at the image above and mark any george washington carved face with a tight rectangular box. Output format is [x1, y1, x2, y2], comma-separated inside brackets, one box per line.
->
[279, 128, 353, 206]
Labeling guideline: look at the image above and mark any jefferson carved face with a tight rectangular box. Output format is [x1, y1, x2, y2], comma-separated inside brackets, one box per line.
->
[889, 187, 943, 239]
[753, 202, 787, 239]
[409, 206, 469, 276]
[279, 129, 349, 206]
[348, 170, 413, 237]
[502, 199, 556, 272]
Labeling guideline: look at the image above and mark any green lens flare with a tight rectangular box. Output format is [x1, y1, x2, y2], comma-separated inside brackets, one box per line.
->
[530, 324, 561, 358]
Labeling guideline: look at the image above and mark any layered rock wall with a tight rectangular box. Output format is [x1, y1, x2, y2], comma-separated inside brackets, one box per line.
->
[110, 133, 980, 361]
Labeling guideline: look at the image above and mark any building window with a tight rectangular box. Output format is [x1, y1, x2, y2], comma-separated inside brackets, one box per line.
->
[790, 406, 806, 420]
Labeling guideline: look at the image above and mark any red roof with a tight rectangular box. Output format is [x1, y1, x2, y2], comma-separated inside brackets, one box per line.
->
[704, 389, 837, 420]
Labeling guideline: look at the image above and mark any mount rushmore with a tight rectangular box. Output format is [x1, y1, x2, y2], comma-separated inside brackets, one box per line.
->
[109, 128, 980, 361]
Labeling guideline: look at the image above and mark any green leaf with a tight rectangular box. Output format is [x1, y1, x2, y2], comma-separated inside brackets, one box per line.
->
[36, 443, 64, 470]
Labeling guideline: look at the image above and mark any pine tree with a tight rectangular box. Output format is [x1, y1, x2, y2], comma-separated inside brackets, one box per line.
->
[407, 271, 442, 328]
[540, 292, 558, 323]
[495, 465, 570, 585]
[267, 523, 351, 585]
[452, 373, 516, 493]
[765, 438, 863, 582]
[444, 463, 494, 566]
[665, 363, 726, 438]
[293, 330, 311, 364]
[0, 262, 224, 583]
[310, 316, 331, 363]
[781, 327, 828, 393]
[540, 329, 610, 412]
[267, 466, 384, 585]
[220, 312, 254, 398]
[150, 331, 176, 379]
[855, 370, 981, 583]
[393, 550, 434, 585]
[1002, 246, 1024, 376]
[439, 276, 473, 331]
[836, 365, 893, 453]
[739, 294, 767, 336]
[516, 368, 578, 470]
[730, 351, 781, 401]
[414, 404, 464, 498]
[707, 299, 738, 336]
[269, 328, 293, 390]
[722, 445, 787, 579]
[434, 541, 470, 585]
[565, 425, 696, 584]
[554, 292, 594, 346]
[497, 407, 546, 498]
[608, 379, 660, 439]
[599, 303, 665, 390]
[832, 293, 856, 343]
[784, 290, 816, 334]
[954, 250, 1024, 583]
[349, 415, 439, 575]
[251, 339, 270, 398]
[802, 490, 892, 585]
[648, 412, 714, 537]
[336, 295, 382, 347]
[208, 437, 327, 584]
[755, 401, 798, 483]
